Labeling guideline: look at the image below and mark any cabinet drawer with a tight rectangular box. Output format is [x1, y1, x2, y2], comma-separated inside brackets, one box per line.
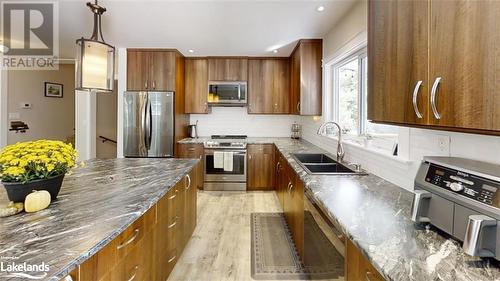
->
[177, 144, 204, 159]
[79, 208, 155, 281]
[248, 144, 274, 154]
[157, 186, 179, 223]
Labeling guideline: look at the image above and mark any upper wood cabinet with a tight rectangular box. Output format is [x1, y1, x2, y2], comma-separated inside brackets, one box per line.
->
[428, 0, 500, 132]
[185, 58, 209, 114]
[248, 59, 290, 114]
[290, 39, 323, 116]
[127, 49, 176, 91]
[208, 58, 248, 81]
[247, 144, 275, 190]
[368, 0, 500, 134]
[368, 0, 429, 125]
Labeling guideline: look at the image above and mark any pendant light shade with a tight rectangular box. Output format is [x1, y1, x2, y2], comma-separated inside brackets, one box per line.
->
[76, 1, 115, 92]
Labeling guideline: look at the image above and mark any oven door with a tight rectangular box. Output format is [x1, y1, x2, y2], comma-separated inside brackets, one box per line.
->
[204, 149, 246, 182]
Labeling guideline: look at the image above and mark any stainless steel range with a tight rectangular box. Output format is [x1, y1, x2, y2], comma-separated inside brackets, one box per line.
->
[204, 135, 247, 191]
[412, 156, 500, 261]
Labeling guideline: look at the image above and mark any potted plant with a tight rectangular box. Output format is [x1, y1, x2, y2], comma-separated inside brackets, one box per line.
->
[0, 140, 78, 202]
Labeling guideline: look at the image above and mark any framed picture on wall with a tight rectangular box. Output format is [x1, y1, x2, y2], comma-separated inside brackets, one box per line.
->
[44, 82, 63, 98]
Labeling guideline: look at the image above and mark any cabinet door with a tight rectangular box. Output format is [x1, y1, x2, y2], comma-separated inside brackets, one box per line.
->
[283, 162, 294, 231]
[208, 58, 248, 81]
[346, 239, 385, 281]
[149, 51, 176, 91]
[368, 0, 429, 125]
[184, 169, 197, 242]
[274, 149, 285, 208]
[185, 59, 209, 113]
[298, 41, 322, 116]
[127, 50, 150, 91]
[247, 144, 275, 190]
[272, 59, 290, 114]
[291, 176, 304, 261]
[177, 143, 204, 189]
[248, 59, 274, 113]
[429, 0, 500, 131]
[290, 50, 301, 114]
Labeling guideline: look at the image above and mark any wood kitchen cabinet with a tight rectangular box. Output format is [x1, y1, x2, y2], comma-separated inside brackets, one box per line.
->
[290, 39, 323, 116]
[346, 239, 385, 281]
[368, 0, 500, 135]
[75, 163, 199, 281]
[208, 57, 248, 81]
[367, 0, 429, 125]
[282, 161, 304, 261]
[248, 59, 290, 114]
[177, 143, 204, 190]
[247, 144, 275, 190]
[275, 149, 286, 208]
[185, 58, 209, 113]
[127, 49, 177, 91]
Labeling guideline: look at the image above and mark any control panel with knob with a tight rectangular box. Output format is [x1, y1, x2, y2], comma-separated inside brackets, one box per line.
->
[425, 163, 499, 207]
[449, 182, 464, 192]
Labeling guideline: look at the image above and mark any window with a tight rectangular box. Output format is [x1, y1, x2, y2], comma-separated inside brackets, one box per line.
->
[331, 47, 398, 137]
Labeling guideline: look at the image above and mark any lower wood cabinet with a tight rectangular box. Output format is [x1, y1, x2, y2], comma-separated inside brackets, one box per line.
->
[247, 144, 275, 190]
[74, 162, 200, 281]
[177, 143, 204, 190]
[346, 238, 385, 281]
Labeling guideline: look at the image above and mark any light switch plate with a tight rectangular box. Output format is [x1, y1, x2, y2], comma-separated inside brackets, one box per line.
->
[437, 136, 450, 154]
[8, 112, 20, 120]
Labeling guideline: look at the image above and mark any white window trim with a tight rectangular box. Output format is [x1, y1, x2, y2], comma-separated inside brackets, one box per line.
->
[323, 31, 400, 157]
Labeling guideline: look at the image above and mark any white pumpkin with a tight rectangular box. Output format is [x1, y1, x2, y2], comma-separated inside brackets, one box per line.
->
[24, 190, 51, 213]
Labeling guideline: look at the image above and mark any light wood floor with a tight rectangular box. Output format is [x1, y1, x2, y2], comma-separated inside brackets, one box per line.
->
[168, 191, 344, 281]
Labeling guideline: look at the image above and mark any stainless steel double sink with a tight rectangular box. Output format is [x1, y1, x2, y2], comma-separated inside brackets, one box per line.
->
[292, 153, 366, 175]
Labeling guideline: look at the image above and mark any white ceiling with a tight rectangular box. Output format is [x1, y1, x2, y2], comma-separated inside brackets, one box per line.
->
[56, 0, 357, 58]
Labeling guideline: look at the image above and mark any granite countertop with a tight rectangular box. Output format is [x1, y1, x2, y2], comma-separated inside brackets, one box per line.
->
[180, 137, 500, 281]
[0, 158, 198, 281]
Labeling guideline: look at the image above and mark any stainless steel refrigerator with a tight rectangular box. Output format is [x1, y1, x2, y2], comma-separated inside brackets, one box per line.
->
[123, 91, 174, 157]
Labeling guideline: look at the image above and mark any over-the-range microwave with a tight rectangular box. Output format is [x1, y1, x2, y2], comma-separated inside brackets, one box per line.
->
[208, 81, 247, 106]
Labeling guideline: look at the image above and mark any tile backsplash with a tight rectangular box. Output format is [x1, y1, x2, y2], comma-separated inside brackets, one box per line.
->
[190, 107, 298, 137]
[299, 116, 500, 191]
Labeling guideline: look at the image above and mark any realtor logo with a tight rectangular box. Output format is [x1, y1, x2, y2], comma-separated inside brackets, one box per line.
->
[1, 1, 59, 70]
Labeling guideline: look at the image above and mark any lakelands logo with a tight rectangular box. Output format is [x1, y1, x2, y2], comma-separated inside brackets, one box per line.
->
[0, 256, 50, 280]
[0, 1, 59, 70]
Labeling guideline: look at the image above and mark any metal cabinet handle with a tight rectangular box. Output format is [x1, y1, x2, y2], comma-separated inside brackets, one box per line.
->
[168, 255, 177, 263]
[168, 193, 177, 200]
[168, 220, 177, 229]
[287, 182, 293, 194]
[411, 190, 431, 223]
[187, 147, 196, 151]
[249, 154, 252, 160]
[365, 270, 376, 281]
[152, 80, 156, 90]
[463, 215, 496, 257]
[296, 102, 300, 113]
[117, 229, 140, 250]
[276, 162, 280, 173]
[430, 77, 442, 119]
[185, 174, 191, 190]
[145, 80, 148, 89]
[412, 80, 423, 119]
[127, 265, 139, 281]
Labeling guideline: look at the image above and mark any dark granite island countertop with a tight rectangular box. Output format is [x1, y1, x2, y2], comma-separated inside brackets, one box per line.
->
[0, 158, 198, 281]
[180, 137, 500, 281]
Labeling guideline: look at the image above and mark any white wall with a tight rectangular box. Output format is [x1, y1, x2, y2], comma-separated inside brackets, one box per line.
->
[301, 0, 500, 191]
[7, 64, 75, 144]
[96, 81, 118, 159]
[190, 107, 298, 137]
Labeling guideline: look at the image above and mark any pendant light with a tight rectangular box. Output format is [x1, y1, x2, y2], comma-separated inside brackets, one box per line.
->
[75, 1, 115, 92]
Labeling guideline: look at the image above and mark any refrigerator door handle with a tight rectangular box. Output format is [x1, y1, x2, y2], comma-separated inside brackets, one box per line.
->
[147, 99, 153, 149]
[143, 95, 150, 151]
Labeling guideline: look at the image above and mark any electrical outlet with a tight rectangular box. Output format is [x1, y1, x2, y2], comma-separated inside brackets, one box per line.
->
[437, 136, 450, 154]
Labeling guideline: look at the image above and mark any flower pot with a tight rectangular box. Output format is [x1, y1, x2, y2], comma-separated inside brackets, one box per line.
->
[2, 174, 65, 202]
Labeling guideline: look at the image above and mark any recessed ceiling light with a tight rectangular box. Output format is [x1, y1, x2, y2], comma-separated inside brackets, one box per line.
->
[188, 49, 194, 53]
[316, 6, 325, 12]
[273, 49, 278, 54]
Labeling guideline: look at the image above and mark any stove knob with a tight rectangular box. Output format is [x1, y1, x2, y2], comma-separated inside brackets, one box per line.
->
[450, 182, 464, 192]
